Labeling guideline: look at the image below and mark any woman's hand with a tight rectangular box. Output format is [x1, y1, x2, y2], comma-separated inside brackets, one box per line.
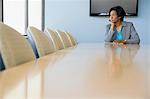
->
[113, 40, 127, 48]
[113, 40, 126, 44]
[109, 19, 115, 31]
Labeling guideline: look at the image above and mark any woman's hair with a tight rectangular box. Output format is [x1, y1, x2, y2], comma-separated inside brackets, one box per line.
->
[109, 6, 126, 21]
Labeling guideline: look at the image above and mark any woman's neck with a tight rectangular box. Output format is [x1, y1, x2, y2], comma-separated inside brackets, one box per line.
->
[115, 20, 122, 27]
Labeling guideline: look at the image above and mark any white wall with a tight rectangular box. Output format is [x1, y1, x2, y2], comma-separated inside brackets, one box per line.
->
[45, 0, 150, 44]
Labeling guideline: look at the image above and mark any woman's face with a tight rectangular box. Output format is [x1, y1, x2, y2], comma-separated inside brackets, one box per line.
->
[109, 10, 120, 23]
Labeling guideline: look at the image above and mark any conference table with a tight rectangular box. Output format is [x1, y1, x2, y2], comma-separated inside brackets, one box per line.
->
[0, 43, 150, 99]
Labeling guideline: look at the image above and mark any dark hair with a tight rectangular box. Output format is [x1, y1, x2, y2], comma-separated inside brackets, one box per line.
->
[109, 6, 126, 21]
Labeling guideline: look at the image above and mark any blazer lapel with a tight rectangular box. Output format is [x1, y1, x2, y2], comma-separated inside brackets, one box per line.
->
[122, 22, 126, 40]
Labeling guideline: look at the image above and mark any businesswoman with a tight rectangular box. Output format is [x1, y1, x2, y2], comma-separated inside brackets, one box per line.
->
[105, 6, 140, 44]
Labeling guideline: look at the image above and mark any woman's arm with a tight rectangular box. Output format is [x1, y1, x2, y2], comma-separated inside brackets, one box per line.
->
[125, 23, 140, 44]
[105, 24, 115, 42]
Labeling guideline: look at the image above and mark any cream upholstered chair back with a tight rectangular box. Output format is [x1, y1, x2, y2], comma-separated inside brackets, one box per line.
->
[65, 31, 77, 46]
[56, 30, 72, 48]
[27, 26, 55, 57]
[0, 23, 36, 69]
[44, 28, 64, 50]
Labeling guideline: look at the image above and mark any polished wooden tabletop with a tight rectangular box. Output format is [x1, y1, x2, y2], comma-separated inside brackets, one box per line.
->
[0, 43, 150, 99]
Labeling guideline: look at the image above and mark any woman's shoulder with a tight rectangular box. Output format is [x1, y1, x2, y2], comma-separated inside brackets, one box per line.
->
[122, 21, 133, 27]
[106, 24, 111, 28]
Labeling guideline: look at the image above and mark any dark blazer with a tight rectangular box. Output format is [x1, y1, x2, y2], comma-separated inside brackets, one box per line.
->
[105, 21, 140, 44]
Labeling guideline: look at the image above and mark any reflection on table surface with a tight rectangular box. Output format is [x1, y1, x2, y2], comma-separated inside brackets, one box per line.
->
[0, 43, 150, 99]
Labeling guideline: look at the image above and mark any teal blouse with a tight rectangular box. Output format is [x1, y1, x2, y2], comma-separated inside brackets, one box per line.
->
[115, 26, 123, 40]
